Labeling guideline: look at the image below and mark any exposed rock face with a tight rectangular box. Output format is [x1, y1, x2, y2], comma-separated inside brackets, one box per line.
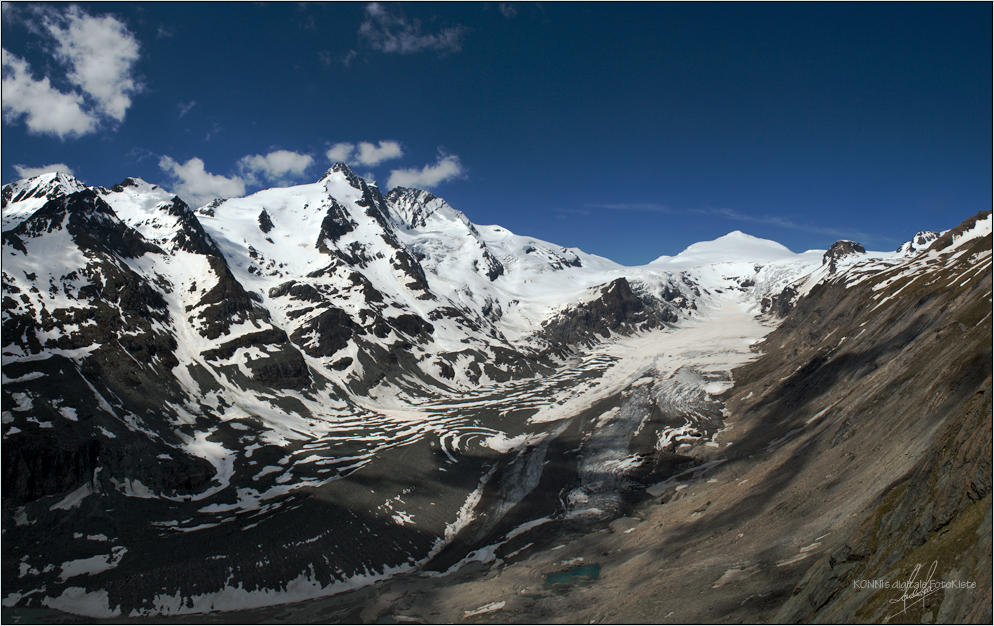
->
[316, 199, 356, 250]
[158, 196, 224, 257]
[822, 239, 866, 273]
[290, 306, 362, 357]
[929, 210, 990, 253]
[257, 209, 274, 234]
[760, 284, 799, 317]
[385, 186, 505, 281]
[384, 187, 440, 230]
[541, 278, 664, 347]
[897, 229, 940, 255]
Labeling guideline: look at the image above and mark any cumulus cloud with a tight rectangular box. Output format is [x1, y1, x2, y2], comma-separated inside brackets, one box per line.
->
[499, 3, 518, 18]
[325, 140, 404, 167]
[13, 163, 77, 179]
[238, 150, 314, 184]
[326, 142, 355, 164]
[359, 3, 466, 55]
[1, 49, 97, 138]
[0, 5, 141, 139]
[45, 6, 142, 122]
[159, 156, 246, 208]
[354, 140, 403, 166]
[387, 154, 465, 190]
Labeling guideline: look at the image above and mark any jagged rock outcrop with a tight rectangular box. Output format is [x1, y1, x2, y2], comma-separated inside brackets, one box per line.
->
[385, 186, 505, 281]
[822, 239, 866, 273]
[897, 230, 940, 255]
[541, 278, 665, 347]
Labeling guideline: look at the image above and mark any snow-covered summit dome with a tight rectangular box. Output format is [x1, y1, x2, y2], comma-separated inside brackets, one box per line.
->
[649, 230, 797, 268]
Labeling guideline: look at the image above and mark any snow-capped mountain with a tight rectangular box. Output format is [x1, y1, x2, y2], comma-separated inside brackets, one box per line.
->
[896, 229, 941, 255]
[2, 167, 989, 619]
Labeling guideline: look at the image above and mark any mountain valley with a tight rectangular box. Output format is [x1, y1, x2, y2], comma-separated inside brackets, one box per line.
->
[1, 168, 990, 623]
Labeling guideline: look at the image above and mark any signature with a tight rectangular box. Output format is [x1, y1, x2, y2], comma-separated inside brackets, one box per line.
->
[885, 561, 939, 620]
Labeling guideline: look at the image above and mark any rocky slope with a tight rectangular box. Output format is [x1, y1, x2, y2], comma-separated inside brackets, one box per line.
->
[770, 211, 992, 623]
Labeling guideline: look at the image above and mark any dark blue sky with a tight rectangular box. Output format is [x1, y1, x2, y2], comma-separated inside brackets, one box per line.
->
[3, 2, 990, 264]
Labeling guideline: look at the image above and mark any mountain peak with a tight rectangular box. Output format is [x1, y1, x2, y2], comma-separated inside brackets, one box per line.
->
[18, 170, 82, 186]
[3, 170, 87, 202]
[2, 171, 89, 228]
[896, 230, 940, 255]
[822, 240, 867, 273]
[651, 231, 796, 267]
[320, 162, 366, 190]
[114, 176, 151, 188]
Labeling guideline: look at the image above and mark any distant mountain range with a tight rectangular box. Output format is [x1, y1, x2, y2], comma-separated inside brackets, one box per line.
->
[2, 167, 989, 621]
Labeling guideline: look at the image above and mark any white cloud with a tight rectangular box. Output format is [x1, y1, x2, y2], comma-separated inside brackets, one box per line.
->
[45, 6, 142, 122]
[238, 150, 314, 184]
[499, 3, 518, 18]
[359, 3, 466, 55]
[325, 140, 404, 167]
[1, 49, 98, 138]
[158, 156, 246, 208]
[354, 140, 403, 166]
[387, 154, 465, 190]
[0, 6, 141, 138]
[326, 142, 356, 164]
[13, 163, 76, 179]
